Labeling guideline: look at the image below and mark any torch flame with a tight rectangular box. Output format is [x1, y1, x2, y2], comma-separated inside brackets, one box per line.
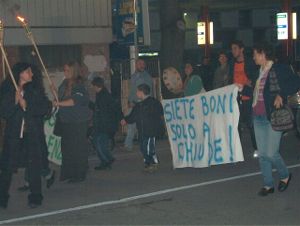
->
[0, 20, 3, 32]
[17, 16, 25, 23]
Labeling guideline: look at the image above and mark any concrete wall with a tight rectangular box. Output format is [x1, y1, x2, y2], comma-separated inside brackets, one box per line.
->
[0, 0, 112, 45]
[0, 0, 112, 97]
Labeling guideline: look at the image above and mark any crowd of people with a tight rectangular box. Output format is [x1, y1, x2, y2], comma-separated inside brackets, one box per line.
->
[182, 41, 300, 196]
[0, 40, 299, 209]
[0, 57, 165, 209]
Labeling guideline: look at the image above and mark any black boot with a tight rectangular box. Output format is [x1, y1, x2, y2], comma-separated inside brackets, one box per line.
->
[46, 170, 56, 189]
[28, 193, 43, 208]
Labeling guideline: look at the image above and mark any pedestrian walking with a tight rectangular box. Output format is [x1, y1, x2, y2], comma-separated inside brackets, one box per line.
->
[249, 43, 300, 196]
[90, 77, 121, 170]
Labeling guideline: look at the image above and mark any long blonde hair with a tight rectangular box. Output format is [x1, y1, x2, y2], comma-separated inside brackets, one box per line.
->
[64, 61, 83, 96]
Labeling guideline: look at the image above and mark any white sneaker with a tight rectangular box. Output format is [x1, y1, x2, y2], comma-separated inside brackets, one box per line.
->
[253, 150, 259, 158]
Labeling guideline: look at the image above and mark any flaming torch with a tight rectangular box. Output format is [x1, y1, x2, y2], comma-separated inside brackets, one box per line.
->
[0, 20, 18, 90]
[16, 15, 59, 102]
[0, 20, 26, 138]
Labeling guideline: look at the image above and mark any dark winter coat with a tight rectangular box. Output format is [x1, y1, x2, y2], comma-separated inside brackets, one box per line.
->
[125, 96, 164, 138]
[91, 88, 122, 134]
[58, 80, 90, 123]
[0, 81, 52, 171]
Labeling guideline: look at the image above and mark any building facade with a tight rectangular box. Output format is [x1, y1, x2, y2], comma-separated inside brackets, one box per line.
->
[0, 0, 112, 97]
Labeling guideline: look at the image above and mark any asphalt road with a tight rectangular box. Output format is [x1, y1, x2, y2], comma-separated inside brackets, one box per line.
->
[0, 130, 300, 225]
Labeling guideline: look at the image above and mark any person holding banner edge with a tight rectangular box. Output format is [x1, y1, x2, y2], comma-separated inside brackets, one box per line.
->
[238, 43, 300, 196]
[183, 62, 205, 97]
[229, 40, 259, 158]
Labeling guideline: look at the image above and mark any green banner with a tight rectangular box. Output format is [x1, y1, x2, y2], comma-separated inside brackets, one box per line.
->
[44, 113, 62, 165]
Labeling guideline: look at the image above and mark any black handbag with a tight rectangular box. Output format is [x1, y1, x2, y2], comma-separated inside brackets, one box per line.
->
[268, 69, 294, 132]
[270, 105, 294, 131]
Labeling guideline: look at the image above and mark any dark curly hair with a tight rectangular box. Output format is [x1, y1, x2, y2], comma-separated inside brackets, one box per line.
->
[1, 62, 46, 94]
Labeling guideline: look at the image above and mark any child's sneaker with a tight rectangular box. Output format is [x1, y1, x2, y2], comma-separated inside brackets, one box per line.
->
[152, 163, 159, 170]
[143, 164, 157, 173]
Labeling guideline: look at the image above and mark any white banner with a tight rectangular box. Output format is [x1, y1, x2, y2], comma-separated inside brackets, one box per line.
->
[162, 85, 244, 168]
[44, 112, 62, 165]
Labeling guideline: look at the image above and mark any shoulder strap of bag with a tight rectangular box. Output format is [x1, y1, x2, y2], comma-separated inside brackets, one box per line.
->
[269, 68, 281, 95]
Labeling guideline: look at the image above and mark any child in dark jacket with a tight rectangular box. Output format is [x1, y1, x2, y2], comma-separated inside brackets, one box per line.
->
[91, 77, 121, 170]
[121, 84, 164, 172]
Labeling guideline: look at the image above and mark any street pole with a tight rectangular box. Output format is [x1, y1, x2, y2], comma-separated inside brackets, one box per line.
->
[282, 0, 293, 59]
[130, 0, 138, 75]
[202, 5, 210, 58]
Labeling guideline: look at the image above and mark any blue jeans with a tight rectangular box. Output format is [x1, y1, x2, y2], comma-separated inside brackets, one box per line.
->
[124, 123, 136, 149]
[93, 132, 114, 165]
[124, 108, 136, 149]
[253, 115, 289, 188]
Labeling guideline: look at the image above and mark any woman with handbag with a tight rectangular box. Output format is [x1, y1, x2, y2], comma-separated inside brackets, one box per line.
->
[53, 61, 90, 183]
[245, 43, 300, 196]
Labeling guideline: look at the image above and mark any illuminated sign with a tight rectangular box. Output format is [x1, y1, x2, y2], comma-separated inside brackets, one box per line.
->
[292, 12, 297, 40]
[197, 22, 206, 45]
[277, 12, 288, 40]
[197, 21, 213, 45]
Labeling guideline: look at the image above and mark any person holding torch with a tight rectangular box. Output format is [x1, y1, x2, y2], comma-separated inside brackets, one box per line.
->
[0, 63, 52, 209]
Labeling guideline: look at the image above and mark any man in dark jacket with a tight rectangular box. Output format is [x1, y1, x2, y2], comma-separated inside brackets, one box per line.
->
[121, 84, 164, 172]
[229, 40, 259, 156]
[91, 77, 120, 170]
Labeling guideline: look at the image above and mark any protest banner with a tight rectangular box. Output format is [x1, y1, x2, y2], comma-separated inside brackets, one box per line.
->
[162, 85, 244, 168]
[44, 112, 62, 165]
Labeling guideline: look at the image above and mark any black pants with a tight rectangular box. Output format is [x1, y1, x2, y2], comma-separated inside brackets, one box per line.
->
[239, 99, 257, 150]
[140, 137, 159, 166]
[0, 134, 43, 205]
[60, 122, 88, 181]
[24, 134, 51, 183]
[93, 132, 114, 165]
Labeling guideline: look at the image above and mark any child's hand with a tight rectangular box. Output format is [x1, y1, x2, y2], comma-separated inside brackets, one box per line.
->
[120, 119, 127, 126]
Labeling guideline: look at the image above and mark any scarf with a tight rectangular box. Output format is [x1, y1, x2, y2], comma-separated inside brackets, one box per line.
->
[252, 60, 273, 107]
